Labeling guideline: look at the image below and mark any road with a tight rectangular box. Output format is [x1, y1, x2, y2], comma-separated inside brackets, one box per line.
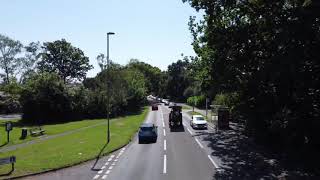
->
[24, 104, 219, 180]
[93, 104, 218, 180]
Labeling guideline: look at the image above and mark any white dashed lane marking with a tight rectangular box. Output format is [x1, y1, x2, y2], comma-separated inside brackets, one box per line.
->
[164, 139, 167, 151]
[163, 129, 166, 136]
[102, 175, 108, 179]
[163, 154, 167, 174]
[93, 175, 100, 179]
[195, 138, 204, 149]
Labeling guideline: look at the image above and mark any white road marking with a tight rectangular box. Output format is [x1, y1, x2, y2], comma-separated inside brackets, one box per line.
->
[114, 159, 118, 162]
[208, 155, 220, 170]
[108, 166, 113, 170]
[104, 162, 109, 166]
[101, 166, 106, 169]
[107, 157, 113, 162]
[102, 175, 108, 179]
[162, 121, 165, 127]
[163, 154, 167, 174]
[93, 175, 100, 179]
[187, 128, 193, 135]
[195, 138, 204, 149]
[110, 154, 115, 158]
[105, 170, 111, 174]
[98, 170, 103, 174]
[163, 129, 166, 136]
[164, 139, 167, 151]
[112, 162, 116, 166]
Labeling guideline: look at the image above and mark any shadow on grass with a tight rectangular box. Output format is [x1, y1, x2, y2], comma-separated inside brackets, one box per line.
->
[0, 142, 8, 148]
[91, 141, 109, 171]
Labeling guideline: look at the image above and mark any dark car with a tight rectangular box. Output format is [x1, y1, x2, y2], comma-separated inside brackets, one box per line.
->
[138, 123, 158, 143]
[151, 104, 158, 111]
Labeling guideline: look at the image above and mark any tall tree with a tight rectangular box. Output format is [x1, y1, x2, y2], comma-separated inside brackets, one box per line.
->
[20, 41, 41, 83]
[38, 39, 93, 83]
[0, 34, 23, 84]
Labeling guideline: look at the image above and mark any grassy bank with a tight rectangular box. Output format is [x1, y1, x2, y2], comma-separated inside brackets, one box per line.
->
[0, 119, 109, 147]
[0, 107, 148, 178]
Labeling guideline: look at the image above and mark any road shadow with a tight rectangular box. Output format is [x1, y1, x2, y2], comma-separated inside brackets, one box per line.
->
[91, 142, 109, 171]
[198, 123, 319, 180]
[169, 125, 185, 132]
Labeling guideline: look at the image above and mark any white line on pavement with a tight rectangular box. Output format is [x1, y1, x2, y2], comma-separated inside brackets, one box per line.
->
[162, 121, 165, 127]
[187, 128, 193, 135]
[98, 170, 103, 174]
[163, 154, 167, 174]
[112, 162, 116, 166]
[101, 166, 106, 169]
[163, 129, 166, 136]
[195, 138, 204, 149]
[102, 175, 108, 179]
[164, 139, 167, 151]
[108, 166, 113, 170]
[110, 154, 115, 158]
[104, 162, 109, 166]
[93, 175, 100, 179]
[105, 170, 111, 174]
[107, 157, 113, 162]
[208, 155, 220, 170]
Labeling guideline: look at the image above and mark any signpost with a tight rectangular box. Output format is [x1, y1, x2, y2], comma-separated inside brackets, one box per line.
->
[0, 156, 16, 173]
[5, 121, 13, 143]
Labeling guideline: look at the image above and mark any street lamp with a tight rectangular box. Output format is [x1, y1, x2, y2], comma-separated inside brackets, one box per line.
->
[107, 32, 115, 143]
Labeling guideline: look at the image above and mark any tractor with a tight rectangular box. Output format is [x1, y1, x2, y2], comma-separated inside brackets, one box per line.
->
[169, 105, 182, 129]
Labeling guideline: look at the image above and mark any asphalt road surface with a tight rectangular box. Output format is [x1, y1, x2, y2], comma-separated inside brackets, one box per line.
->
[24, 104, 219, 180]
[94, 104, 217, 180]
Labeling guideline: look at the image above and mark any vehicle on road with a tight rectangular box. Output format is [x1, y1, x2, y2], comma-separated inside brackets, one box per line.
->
[138, 123, 158, 143]
[190, 115, 207, 129]
[151, 104, 158, 111]
[169, 105, 183, 128]
[164, 100, 170, 106]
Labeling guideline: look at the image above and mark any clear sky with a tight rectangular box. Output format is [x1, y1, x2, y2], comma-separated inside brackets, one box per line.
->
[0, 0, 199, 77]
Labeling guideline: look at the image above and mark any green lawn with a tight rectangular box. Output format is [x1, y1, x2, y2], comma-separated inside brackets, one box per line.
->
[0, 107, 148, 178]
[0, 118, 108, 147]
[182, 105, 191, 110]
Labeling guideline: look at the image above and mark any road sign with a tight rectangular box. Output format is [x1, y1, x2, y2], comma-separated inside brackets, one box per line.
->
[0, 156, 16, 165]
[5, 122, 12, 132]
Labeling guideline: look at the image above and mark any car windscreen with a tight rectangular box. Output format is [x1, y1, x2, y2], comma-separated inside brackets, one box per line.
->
[140, 127, 153, 131]
[195, 117, 205, 121]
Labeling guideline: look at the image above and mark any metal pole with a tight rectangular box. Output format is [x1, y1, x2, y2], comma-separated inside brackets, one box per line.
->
[206, 98, 208, 119]
[107, 34, 110, 143]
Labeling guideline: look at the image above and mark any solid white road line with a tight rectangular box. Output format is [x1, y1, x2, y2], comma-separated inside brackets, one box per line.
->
[195, 138, 204, 149]
[187, 128, 193, 135]
[163, 129, 166, 136]
[164, 139, 167, 151]
[102, 175, 108, 179]
[93, 175, 100, 179]
[208, 155, 220, 170]
[163, 154, 167, 174]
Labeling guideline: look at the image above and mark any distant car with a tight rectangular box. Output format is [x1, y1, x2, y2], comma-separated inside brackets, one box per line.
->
[138, 123, 158, 143]
[151, 104, 158, 111]
[164, 101, 170, 106]
[190, 115, 207, 129]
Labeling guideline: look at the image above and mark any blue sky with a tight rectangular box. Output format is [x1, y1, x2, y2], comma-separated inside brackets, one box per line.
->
[0, 0, 200, 77]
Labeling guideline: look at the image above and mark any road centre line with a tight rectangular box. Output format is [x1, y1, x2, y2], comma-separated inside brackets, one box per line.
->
[164, 139, 167, 151]
[208, 155, 220, 170]
[163, 154, 167, 174]
[195, 138, 204, 149]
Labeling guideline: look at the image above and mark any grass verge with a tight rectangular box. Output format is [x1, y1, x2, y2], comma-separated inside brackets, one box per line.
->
[0, 119, 109, 147]
[0, 107, 148, 179]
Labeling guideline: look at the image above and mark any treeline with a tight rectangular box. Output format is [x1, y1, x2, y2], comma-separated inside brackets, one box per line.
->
[180, 0, 320, 151]
[0, 35, 161, 124]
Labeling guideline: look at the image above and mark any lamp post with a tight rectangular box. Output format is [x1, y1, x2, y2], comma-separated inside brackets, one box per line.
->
[107, 32, 115, 143]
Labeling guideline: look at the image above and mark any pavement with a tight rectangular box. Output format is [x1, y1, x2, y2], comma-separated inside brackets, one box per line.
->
[0, 114, 21, 121]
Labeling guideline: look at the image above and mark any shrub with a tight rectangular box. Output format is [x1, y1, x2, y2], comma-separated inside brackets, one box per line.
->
[187, 95, 206, 108]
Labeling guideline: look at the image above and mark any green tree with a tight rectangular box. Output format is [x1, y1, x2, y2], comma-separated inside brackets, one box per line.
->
[0, 34, 23, 84]
[38, 39, 93, 83]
